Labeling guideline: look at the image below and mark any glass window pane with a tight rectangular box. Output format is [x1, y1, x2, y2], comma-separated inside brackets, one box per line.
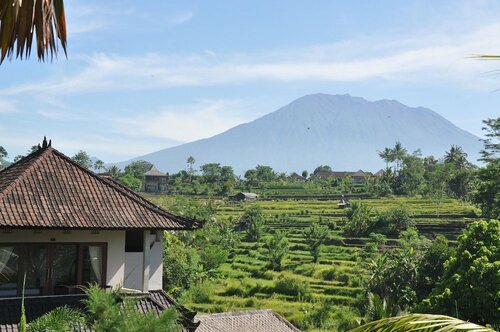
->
[51, 244, 77, 295]
[82, 245, 103, 286]
[0, 246, 19, 297]
[24, 245, 48, 296]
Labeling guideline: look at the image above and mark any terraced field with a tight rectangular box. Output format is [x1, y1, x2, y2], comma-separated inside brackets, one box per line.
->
[147, 194, 480, 330]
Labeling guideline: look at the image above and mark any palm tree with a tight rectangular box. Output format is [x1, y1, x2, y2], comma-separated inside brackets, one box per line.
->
[0, 0, 67, 64]
[392, 141, 407, 174]
[93, 160, 105, 173]
[349, 314, 494, 332]
[444, 145, 468, 169]
[108, 165, 121, 179]
[378, 147, 395, 171]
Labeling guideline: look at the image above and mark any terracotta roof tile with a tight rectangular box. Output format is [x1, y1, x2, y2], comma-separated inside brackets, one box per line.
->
[0, 147, 201, 230]
[196, 309, 301, 332]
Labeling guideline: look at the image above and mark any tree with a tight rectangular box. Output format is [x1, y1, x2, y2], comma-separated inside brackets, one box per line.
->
[255, 165, 276, 182]
[0, 145, 7, 169]
[244, 169, 258, 187]
[242, 205, 265, 242]
[71, 150, 92, 169]
[200, 163, 222, 184]
[93, 159, 105, 172]
[474, 118, 500, 219]
[416, 235, 454, 301]
[399, 154, 424, 195]
[377, 205, 414, 235]
[186, 156, 195, 181]
[420, 220, 500, 326]
[344, 201, 373, 236]
[303, 222, 329, 263]
[444, 145, 468, 169]
[426, 162, 451, 218]
[107, 165, 121, 179]
[378, 147, 394, 171]
[264, 230, 289, 271]
[392, 141, 407, 174]
[0, 0, 67, 64]
[124, 160, 152, 180]
[313, 165, 332, 175]
[301, 170, 308, 179]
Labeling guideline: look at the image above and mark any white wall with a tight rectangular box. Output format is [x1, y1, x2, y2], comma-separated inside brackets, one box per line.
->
[0, 228, 164, 292]
[0, 229, 125, 287]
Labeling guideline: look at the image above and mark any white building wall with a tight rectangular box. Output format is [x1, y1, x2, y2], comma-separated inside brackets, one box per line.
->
[0, 229, 126, 288]
[149, 233, 163, 290]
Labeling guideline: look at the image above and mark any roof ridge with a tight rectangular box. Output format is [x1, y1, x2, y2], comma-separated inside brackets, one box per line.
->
[0, 147, 52, 201]
[49, 149, 201, 229]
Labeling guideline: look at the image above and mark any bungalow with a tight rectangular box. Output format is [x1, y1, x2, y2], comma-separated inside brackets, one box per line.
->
[230, 192, 259, 202]
[144, 165, 169, 193]
[288, 172, 307, 183]
[0, 139, 201, 328]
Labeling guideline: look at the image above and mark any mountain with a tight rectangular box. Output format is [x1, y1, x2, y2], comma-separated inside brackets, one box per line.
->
[117, 94, 483, 174]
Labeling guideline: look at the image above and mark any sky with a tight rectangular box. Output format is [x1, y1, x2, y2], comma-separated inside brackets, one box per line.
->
[0, 0, 499, 162]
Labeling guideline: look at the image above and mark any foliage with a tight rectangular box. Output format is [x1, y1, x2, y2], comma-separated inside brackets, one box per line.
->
[0, 0, 67, 64]
[124, 160, 153, 180]
[473, 118, 500, 219]
[303, 222, 329, 263]
[365, 293, 400, 322]
[84, 285, 180, 331]
[117, 172, 142, 191]
[377, 205, 414, 235]
[273, 275, 311, 300]
[344, 201, 373, 236]
[0, 145, 7, 169]
[27, 307, 84, 332]
[242, 205, 266, 242]
[313, 165, 332, 174]
[416, 235, 454, 301]
[420, 220, 500, 326]
[71, 150, 92, 169]
[163, 233, 200, 293]
[264, 230, 289, 271]
[349, 314, 494, 332]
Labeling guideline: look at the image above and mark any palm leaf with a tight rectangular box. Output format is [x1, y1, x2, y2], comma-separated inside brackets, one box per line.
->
[0, 0, 67, 64]
[349, 314, 495, 332]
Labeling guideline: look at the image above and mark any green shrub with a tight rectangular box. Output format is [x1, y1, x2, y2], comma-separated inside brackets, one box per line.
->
[294, 264, 315, 277]
[321, 267, 339, 281]
[185, 281, 214, 303]
[273, 275, 311, 300]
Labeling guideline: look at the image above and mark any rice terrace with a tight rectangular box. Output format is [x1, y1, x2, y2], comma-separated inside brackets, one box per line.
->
[0, 0, 499, 331]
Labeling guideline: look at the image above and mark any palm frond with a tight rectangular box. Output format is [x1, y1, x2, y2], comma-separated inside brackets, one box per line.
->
[349, 314, 495, 332]
[0, 0, 67, 64]
[470, 54, 500, 60]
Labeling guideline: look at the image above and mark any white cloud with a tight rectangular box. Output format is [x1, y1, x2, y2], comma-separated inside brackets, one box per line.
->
[166, 11, 193, 25]
[111, 99, 249, 143]
[3, 21, 500, 97]
[0, 100, 17, 114]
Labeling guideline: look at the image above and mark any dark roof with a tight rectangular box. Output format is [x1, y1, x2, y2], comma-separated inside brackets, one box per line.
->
[374, 169, 385, 176]
[311, 171, 353, 179]
[0, 290, 199, 332]
[145, 165, 167, 177]
[196, 309, 301, 332]
[0, 146, 201, 230]
[352, 170, 366, 177]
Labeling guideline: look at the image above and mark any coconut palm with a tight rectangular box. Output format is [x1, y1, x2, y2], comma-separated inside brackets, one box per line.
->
[444, 145, 468, 168]
[392, 141, 407, 174]
[349, 314, 495, 332]
[378, 147, 395, 171]
[0, 0, 67, 64]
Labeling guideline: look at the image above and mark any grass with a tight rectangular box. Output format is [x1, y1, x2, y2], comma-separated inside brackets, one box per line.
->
[146, 193, 480, 331]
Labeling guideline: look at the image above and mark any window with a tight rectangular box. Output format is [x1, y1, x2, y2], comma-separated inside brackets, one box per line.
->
[125, 230, 144, 252]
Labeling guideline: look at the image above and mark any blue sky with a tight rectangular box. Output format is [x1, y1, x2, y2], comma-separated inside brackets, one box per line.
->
[0, 0, 499, 162]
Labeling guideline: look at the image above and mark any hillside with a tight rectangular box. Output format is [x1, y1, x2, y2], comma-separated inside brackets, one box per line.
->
[118, 94, 483, 174]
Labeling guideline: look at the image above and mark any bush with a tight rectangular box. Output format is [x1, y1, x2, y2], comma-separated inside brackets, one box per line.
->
[344, 201, 374, 236]
[184, 281, 214, 303]
[294, 264, 315, 277]
[273, 275, 311, 300]
[377, 205, 414, 235]
[321, 267, 339, 281]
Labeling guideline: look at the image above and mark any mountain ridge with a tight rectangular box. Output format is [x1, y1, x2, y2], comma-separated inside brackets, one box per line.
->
[116, 93, 482, 174]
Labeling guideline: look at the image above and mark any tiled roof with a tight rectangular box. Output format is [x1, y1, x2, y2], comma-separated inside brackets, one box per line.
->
[0, 291, 199, 332]
[144, 165, 167, 177]
[196, 309, 301, 332]
[0, 146, 201, 230]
